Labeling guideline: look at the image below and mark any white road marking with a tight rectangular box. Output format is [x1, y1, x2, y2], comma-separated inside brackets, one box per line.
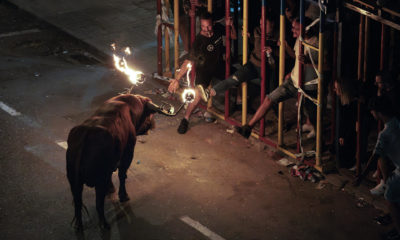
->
[55, 140, 68, 150]
[0, 101, 21, 116]
[0, 28, 41, 38]
[180, 216, 226, 240]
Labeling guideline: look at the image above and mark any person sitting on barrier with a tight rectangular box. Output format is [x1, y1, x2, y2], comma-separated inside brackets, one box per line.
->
[235, 17, 320, 139]
[202, 13, 279, 104]
[354, 96, 400, 240]
[168, 11, 236, 134]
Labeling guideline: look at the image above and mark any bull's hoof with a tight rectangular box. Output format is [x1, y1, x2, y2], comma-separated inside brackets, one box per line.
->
[118, 193, 130, 202]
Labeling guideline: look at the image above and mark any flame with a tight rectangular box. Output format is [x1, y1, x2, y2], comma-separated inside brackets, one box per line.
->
[124, 47, 131, 55]
[181, 63, 195, 103]
[111, 43, 144, 85]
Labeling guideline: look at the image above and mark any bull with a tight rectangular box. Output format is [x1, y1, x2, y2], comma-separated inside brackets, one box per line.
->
[66, 94, 168, 231]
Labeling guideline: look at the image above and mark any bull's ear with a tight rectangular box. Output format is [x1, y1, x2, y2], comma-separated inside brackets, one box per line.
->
[145, 101, 160, 114]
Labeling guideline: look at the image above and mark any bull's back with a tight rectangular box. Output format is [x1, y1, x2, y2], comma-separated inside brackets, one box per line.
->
[66, 125, 115, 187]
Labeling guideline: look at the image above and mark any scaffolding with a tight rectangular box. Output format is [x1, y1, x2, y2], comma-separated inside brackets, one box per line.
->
[155, 0, 400, 173]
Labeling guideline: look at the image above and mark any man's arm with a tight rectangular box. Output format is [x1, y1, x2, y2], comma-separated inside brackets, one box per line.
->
[168, 59, 192, 93]
[226, 17, 237, 40]
[353, 153, 380, 186]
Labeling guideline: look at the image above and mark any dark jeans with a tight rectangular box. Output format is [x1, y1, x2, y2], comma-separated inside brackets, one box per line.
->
[212, 62, 260, 93]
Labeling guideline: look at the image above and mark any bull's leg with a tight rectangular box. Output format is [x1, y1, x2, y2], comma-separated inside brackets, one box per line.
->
[95, 182, 110, 229]
[118, 141, 134, 202]
[118, 168, 129, 202]
[72, 183, 84, 232]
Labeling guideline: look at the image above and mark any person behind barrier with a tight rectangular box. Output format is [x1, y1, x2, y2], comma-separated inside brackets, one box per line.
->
[333, 78, 358, 169]
[202, 13, 279, 103]
[354, 96, 400, 240]
[168, 11, 236, 134]
[236, 17, 319, 138]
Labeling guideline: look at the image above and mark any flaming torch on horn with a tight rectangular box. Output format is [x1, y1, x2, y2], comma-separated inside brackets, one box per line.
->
[181, 62, 196, 103]
[111, 43, 145, 93]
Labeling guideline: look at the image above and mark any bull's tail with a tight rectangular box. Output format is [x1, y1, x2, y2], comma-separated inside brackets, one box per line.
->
[66, 125, 91, 231]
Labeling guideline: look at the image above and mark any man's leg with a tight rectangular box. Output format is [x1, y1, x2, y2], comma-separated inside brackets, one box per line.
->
[248, 96, 274, 127]
[177, 89, 201, 134]
[210, 63, 258, 97]
[184, 89, 201, 120]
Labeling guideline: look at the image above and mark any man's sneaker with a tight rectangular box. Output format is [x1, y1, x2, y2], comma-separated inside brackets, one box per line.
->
[348, 164, 357, 172]
[235, 124, 252, 139]
[306, 129, 316, 139]
[196, 85, 209, 102]
[177, 118, 189, 134]
[370, 179, 387, 195]
[203, 111, 216, 123]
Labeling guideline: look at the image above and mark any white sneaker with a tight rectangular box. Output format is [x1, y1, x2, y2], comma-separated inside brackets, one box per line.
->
[179, 50, 188, 58]
[349, 165, 357, 171]
[302, 124, 314, 132]
[203, 111, 215, 123]
[370, 179, 387, 196]
[372, 170, 379, 178]
[306, 129, 316, 139]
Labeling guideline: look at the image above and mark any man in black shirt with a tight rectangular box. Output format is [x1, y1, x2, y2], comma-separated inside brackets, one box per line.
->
[168, 12, 236, 134]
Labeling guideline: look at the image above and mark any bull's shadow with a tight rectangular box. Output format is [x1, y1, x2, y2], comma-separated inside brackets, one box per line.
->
[72, 196, 176, 240]
[109, 200, 176, 240]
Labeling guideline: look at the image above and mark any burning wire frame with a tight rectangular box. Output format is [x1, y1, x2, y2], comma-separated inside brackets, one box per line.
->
[111, 43, 145, 87]
[181, 62, 196, 103]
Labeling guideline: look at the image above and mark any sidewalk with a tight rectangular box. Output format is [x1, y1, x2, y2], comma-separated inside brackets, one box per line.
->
[11, 0, 159, 73]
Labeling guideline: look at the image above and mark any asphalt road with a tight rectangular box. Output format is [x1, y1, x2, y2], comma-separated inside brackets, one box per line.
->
[0, 2, 392, 240]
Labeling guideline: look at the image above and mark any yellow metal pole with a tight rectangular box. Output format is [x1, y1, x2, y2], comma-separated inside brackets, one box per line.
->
[315, 14, 325, 170]
[208, 0, 212, 13]
[278, 0, 285, 146]
[174, 0, 179, 73]
[242, 0, 248, 125]
[165, 0, 171, 76]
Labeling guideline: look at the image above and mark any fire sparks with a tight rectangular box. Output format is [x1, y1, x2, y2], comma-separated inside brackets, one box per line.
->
[111, 43, 144, 85]
[181, 63, 196, 103]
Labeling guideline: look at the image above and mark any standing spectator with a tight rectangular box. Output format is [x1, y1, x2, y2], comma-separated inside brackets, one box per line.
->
[168, 12, 236, 134]
[333, 78, 358, 169]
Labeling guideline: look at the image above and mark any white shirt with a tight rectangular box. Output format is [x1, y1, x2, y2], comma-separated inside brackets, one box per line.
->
[290, 36, 319, 88]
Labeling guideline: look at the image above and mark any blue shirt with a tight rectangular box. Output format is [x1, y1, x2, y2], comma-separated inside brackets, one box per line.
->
[373, 118, 400, 174]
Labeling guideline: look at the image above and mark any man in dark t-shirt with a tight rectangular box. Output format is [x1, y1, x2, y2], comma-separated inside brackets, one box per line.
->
[168, 12, 236, 134]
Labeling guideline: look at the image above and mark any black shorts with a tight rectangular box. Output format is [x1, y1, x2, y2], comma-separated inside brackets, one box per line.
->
[196, 67, 225, 88]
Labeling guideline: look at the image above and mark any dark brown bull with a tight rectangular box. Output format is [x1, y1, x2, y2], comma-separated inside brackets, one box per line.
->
[66, 94, 162, 231]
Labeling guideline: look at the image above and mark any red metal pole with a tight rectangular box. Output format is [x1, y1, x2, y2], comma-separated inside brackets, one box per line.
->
[225, 0, 231, 119]
[260, 0, 266, 137]
[378, 23, 385, 131]
[157, 0, 163, 75]
[380, 23, 385, 70]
